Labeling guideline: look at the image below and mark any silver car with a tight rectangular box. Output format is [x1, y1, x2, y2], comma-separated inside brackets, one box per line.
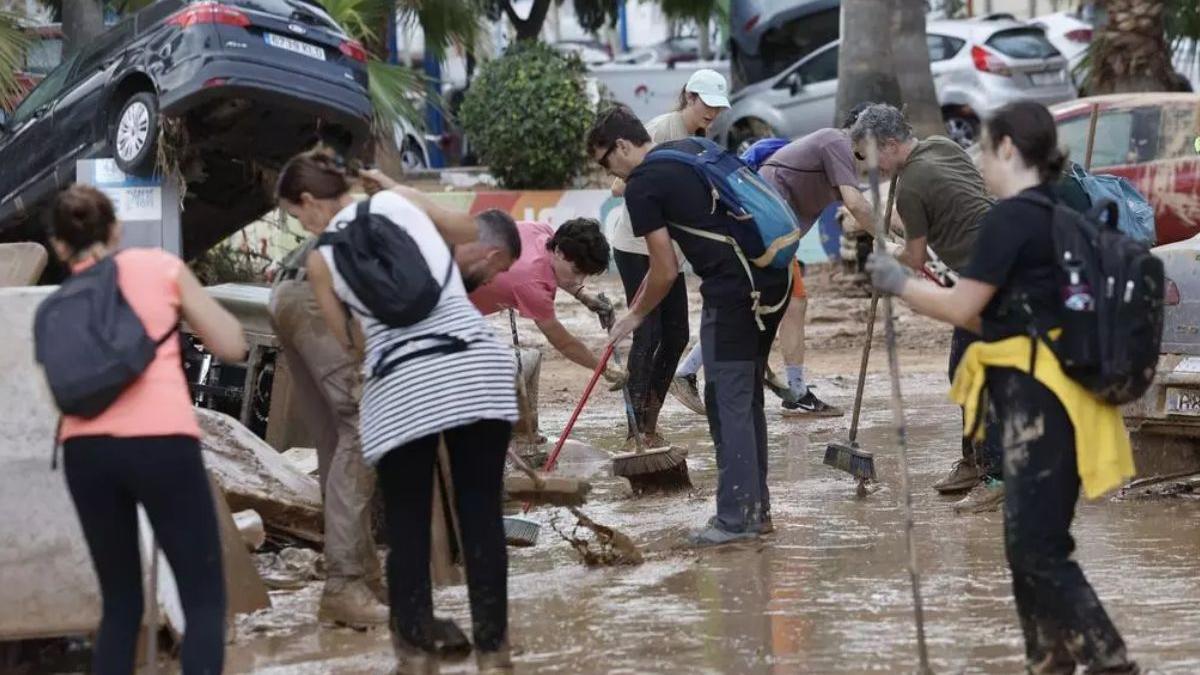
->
[711, 17, 1077, 149]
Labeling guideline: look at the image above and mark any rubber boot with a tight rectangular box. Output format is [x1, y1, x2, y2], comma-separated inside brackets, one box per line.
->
[318, 579, 389, 628]
[389, 626, 439, 675]
[475, 642, 515, 674]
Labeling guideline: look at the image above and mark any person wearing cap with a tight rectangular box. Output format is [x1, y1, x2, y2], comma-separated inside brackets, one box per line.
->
[607, 68, 730, 451]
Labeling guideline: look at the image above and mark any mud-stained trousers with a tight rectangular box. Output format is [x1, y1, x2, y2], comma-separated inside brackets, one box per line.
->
[989, 368, 1135, 673]
[701, 284, 788, 533]
[270, 279, 383, 589]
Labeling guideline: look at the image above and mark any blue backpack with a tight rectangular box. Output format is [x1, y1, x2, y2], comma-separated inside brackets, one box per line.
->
[1067, 162, 1156, 245]
[643, 138, 801, 328]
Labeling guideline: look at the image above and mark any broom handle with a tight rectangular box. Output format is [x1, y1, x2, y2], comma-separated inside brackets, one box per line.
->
[849, 176, 896, 444]
[866, 136, 930, 673]
[541, 343, 614, 474]
[608, 347, 646, 454]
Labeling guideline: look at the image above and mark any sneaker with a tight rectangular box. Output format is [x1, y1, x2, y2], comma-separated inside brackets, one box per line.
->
[763, 367, 797, 404]
[687, 523, 759, 548]
[932, 459, 982, 494]
[757, 514, 775, 535]
[781, 389, 844, 417]
[669, 374, 706, 415]
[953, 477, 1005, 514]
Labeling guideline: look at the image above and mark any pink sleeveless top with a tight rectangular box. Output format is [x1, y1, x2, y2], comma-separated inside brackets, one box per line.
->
[59, 248, 200, 441]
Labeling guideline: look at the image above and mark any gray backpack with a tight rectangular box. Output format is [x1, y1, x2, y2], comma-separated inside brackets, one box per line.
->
[34, 256, 178, 420]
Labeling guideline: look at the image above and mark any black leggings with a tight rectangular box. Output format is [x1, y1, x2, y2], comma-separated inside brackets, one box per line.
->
[63, 435, 226, 675]
[377, 420, 511, 653]
[613, 249, 689, 434]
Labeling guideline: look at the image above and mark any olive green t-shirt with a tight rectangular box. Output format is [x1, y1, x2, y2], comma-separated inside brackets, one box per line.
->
[895, 136, 995, 273]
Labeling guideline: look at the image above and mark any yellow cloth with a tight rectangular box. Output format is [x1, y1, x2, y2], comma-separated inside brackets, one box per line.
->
[950, 335, 1135, 499]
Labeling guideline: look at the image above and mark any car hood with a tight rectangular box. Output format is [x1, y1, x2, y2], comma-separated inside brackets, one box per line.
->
[1155, 233, 1200, 355]
[730, 76, 779, 105]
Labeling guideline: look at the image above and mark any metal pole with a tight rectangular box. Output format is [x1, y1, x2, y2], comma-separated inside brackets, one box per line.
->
[1084, 103, 1099, 171]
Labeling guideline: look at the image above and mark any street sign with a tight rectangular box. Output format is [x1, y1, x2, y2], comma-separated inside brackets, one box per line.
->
[76, 159, 182, 255]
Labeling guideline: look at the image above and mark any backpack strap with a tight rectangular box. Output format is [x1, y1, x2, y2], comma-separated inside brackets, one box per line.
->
[666, 221, 793, 331]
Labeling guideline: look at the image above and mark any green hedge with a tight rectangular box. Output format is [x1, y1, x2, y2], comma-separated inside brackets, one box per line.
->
[460, 42, 594, 189]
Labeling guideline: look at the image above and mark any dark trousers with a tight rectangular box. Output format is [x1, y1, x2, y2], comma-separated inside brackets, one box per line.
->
[63, 435, 226, 675]
[990, 369, 1134, 672]
[949, 327, 1003, 479]
[702, 289, 788, 532]
[377, 420, 511, 653]
[613, 249, 689, 435]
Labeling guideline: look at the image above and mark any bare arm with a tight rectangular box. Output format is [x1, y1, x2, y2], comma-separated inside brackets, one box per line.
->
[900, 236, 929, 271]
[306, 251, 364, 358]
[536, 317, 600, 370]
[359, 169, 478, 245]
[838, 185, 875, 239]
[178, 267, 247, 362]
[899, 277, 994, 334]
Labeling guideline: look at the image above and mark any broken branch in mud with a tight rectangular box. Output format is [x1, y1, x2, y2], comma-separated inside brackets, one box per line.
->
[549, 507, 643, 567]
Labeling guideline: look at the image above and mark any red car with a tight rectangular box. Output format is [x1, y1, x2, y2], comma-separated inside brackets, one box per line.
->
[1051, 93, 1200, 246]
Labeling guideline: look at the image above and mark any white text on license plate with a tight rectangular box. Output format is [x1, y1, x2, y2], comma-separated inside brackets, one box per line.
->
[1030, 70, 1064, 86]
[1166, 387, 1200, 416]
[265, 33, 325, 61]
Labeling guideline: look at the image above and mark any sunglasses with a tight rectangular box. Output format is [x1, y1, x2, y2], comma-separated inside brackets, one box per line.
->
[597, 144, 617, 170]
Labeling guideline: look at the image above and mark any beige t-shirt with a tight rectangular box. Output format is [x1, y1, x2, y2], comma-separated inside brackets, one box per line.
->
[610, 111, 691, 256]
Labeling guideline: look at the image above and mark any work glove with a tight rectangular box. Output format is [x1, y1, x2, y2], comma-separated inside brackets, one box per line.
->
[866, 253, 910, 296]
[603, 364, 628, 391]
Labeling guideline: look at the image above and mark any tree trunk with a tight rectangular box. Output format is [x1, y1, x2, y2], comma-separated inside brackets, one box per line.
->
[1088, 0, 1176, 93]
[892, 0, 945, 138]
[61, 0, 105, 58]
[502, 0, 553, 42]
[836, 0, 902, 127]
[698, 17, 711, 60]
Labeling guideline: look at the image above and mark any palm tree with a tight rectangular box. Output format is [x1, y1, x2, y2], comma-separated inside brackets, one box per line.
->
[892, 0, 944, 138]
[836, 0, 902, 126]
[1088, 0, 1177, 92]
[1, 10, 30, 111]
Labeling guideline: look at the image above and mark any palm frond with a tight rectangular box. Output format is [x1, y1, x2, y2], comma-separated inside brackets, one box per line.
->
[396, 0, 483, 60]
[0, 11, 31, 111]
[318, 0, 390, 47]
[367, 59, 441, 137]
[1166, 0, 1200, 74]
[657, 0, 717, 22]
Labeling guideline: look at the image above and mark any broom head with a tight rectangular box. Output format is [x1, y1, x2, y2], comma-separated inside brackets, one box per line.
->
[504, 474, 591, 507]
[503, 516, 540, 547]
[612, 445, 691, 494]
[823, 441, 876, 481]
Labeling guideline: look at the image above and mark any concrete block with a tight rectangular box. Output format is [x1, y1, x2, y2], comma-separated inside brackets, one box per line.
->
[0, 242, 47, 287]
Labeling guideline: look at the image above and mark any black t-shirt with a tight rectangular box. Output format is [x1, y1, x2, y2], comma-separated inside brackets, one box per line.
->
[624, 139, 788, 309]
[963, 184, 1061, 341]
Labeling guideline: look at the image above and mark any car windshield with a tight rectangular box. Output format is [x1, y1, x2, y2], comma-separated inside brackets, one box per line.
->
[223, 0, 341, 32]
[985, 28, 1061, 59]
[10, 55, 76, 126]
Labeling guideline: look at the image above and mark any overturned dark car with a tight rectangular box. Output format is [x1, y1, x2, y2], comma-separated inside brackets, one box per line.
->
[0, 0, 371, 261]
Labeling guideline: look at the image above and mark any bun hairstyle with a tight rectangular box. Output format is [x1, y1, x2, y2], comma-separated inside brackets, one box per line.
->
[52, 184, 117, 256]
[984, 101, 1067, 183]
[276, 149, 353, 203]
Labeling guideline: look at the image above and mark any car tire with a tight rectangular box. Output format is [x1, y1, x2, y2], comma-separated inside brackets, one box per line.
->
[401, 138, 427, 172]
[943, 112, 979, 148]
[110, 92, 160, 177]
[729, 119, 774, 152]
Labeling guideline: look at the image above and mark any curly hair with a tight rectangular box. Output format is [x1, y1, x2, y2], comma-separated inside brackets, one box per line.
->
[547, 218, 610, 275]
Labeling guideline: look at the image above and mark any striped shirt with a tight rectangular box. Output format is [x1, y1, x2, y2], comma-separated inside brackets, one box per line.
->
[319, 191, 518, 465]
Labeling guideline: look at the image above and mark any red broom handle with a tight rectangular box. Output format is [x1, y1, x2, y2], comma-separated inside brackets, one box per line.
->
[541, 343, 614, 473]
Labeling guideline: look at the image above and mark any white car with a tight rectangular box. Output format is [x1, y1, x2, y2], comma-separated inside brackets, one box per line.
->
[1030, 11, 1094, 81]
[710, 16, 1077, 149]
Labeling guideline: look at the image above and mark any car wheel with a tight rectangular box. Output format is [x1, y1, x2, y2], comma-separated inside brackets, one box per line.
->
[729, 119, 774, 152]
[401, 138, 427, 172]
[943, 113, 979, 148]
[110, 92, 160, 177]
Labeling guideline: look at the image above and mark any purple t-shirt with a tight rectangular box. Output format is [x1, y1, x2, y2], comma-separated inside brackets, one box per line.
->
[758, 128, 859, 228]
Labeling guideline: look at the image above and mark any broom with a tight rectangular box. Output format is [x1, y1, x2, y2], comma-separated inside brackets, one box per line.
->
[587, 290, 690, 493]
[864, 134, 932, 673]
[822, 176, 896, 492]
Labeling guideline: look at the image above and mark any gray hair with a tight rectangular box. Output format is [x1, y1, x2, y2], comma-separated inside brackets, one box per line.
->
[849, 103, 914, 146]
[475, 209, 522, 260]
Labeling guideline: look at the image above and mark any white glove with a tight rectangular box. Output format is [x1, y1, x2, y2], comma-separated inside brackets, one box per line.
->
[866, 253, 910, 296]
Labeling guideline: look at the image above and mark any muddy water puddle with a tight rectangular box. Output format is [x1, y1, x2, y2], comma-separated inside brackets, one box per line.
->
[220, 370, 1200, 673]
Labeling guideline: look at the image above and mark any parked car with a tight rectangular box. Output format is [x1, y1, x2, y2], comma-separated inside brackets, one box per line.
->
[1051, 94, 1200, 246]
[729, 0, 839, 91]
[551, 40, 612, 67]
[0, 0, 371, 259]
[391, 115, 433, 171]
[1121, 233, 1200, 478]
[712, 17, 1077, 150]
[1030, 10, 1093, 79]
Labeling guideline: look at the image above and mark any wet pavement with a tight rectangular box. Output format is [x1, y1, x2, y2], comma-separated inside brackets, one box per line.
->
[222, 364, 1200, 674]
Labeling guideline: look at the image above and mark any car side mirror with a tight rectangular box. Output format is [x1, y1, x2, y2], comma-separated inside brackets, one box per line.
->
[788, 73, 804, 96]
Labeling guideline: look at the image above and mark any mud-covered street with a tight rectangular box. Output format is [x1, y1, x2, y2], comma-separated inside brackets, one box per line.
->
[210, 273, 1200, 674]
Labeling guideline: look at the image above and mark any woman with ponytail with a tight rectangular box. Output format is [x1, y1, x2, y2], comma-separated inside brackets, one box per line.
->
[865, 101, 1139, 673]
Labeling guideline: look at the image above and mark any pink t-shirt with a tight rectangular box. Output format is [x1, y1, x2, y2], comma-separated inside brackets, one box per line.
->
[60, 248, 200, 441]
[469, 221, 558, 321]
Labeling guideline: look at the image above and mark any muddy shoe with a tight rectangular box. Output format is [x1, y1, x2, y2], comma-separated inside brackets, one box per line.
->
[781, 389, 844, 417]
[476, 643, 515, 674]
[669, 374, 706, 415]
[688, 523, 759, 548]
[764, 367, 797, 404]
[319, 579, 389, 628]
[433, 617, 472, 661]
[932, 459, 982, 494]
[390, 628, 439, 675]
[366, 575, 388, 605]
[953, 478, 1005, 514]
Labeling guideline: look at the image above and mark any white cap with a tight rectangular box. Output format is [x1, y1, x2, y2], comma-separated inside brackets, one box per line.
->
[685, 69, 730, 109]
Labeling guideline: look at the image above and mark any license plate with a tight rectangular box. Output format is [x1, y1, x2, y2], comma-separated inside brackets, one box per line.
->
[264, 33, 326, 61]
[1166, 387, 1200, 416]
[1030, 70, 1064, 86]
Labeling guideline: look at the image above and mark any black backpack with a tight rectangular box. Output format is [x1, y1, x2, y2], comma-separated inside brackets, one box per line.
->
[317, 198, 452, 327]
[1019, 193, 1164, 404]
[34, 256, 178, 418]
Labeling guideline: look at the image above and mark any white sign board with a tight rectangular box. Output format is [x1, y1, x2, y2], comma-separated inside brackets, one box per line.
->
[76, 159, 181, 255]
